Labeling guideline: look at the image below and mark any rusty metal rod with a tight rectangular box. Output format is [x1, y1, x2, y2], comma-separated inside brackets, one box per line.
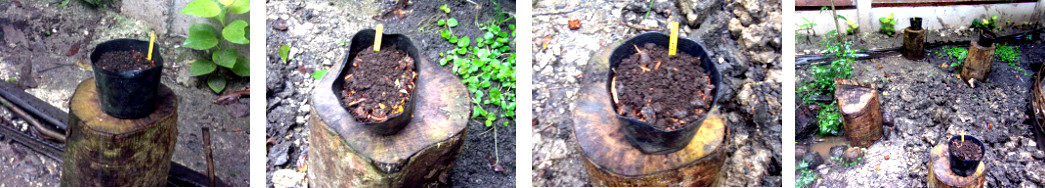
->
[203, 127, 215, 187]
[0, 93, 64, 142]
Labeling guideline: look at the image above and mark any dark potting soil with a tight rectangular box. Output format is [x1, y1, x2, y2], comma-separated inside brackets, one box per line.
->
[613, 43, 714, 130]
[96, 50, 155, 72]
[341, 45, 417, 123]
[950, 139, 983, 161]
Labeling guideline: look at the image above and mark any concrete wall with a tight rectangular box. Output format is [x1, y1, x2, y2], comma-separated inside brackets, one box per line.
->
[796, 2, 1042, 35]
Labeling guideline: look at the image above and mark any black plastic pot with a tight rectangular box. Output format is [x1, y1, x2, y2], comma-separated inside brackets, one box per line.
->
[910, 17, 923, 30]
[90, 39, 163, 119]
[948, 135, 985, 177]
[607, 32, 722, 154]
[978, 30, 996, 47]
[333, 29, 417, 136]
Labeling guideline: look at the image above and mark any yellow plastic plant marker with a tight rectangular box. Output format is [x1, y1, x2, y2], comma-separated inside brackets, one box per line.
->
[668, 21, 679, 56]
[147, 32, 155, 61]
[374, 24, 384, 51]
[960, 130, 965, 142]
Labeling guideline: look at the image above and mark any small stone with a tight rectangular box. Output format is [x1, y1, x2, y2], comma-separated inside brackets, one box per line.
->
[844, 148, 863, 162]
[829, 145, 847, 158]
[1033, 150, 1045, 159]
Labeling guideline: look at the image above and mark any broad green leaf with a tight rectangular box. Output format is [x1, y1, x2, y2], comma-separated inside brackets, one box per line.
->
[183, 24, 219, 50]
[485, 115, 495, 127]
[212, 48, 237, 68]
[449, 36, 458, 43]
[231, 57, 250, 77]
[472, 106, 486, 118]
[190, 59, 217, 76]
[311, 69, 328, 80]
[456, 48, 466, 55]
[438, 19, 445, 26]
[484, 32, 495, 40]
[279, 44, 290, 63]
[490, 89, 501, 100]
[223, 20, 250, 44]
[457, 36, 470, 48]
[480, 79, 491, 88]
[229, 0, 251, 14]
[447, 18, 458, 27]
[440, 30, 451, 39]
[181, 0, 221, 18]
[207, 76, 227, 93]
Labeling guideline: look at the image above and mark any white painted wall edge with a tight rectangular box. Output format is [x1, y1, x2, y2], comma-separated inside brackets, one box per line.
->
[795, 2, 1040, 36]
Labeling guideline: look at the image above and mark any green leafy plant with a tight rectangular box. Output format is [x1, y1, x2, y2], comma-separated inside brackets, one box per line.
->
[181, 0, 251, 93]
[436, 3, 516, 128]
[817, 102, 842, 136]
[796, 161, 818, 188]
[798, 41, 855, 136]
[937, 46, 968, 71]
[879, 13, 897, 36]
[434, 2, 516, 174]
[798, 17, 817, 36]
[841, 16, 858, 35]
[971, 15, 999, 31]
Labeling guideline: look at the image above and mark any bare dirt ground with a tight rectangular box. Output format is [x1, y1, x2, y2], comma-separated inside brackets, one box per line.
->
[0, 0, 250, 186]
[531, 0, 782, 186]
[795, 26, 1045, 187]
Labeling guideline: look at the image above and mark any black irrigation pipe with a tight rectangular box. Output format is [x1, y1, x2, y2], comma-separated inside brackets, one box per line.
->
[0, 81, 67, 132]
[796, 28, 1045, 67]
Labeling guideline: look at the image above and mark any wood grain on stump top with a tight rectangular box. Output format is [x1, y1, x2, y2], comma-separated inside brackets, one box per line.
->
[929, 143, 986, 188]
[573, 44, 727, 179]
[310, 49, 470, 170]
[69, 78, 177, 137]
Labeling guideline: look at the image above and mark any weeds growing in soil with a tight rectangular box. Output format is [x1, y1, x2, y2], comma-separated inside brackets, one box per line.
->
[436, 3, 516, 128]
[798, 41, 855, 136]
[796, 161, 818, 188]
[435, 2, 516, 167]
[995, 43, 1029, 76]
[182, 0, 251, 93]
[938, 47, 967, 70]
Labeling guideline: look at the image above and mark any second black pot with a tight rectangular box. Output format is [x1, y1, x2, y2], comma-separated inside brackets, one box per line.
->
[90, 38, 164, 119]
[910, 17, 923, 30]
[977, 30, 996, 47]
[948, 135, 985, 177]
[607, 32, 723, 154]
[333, 29, 418, 136]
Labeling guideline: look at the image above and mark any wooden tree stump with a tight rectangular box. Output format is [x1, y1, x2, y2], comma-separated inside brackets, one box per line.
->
[62, 78, 178, 186]
[903, 27, 925, 60]
[834, 79, 883, 148]
[571, 46, 727, 187]
[928, 143, 986, 188]
[960, 40, 996, 84]
[308, 51, 470, 188]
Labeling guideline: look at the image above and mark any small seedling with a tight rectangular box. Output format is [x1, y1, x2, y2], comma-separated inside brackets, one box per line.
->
[279, 44, 290, 63]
